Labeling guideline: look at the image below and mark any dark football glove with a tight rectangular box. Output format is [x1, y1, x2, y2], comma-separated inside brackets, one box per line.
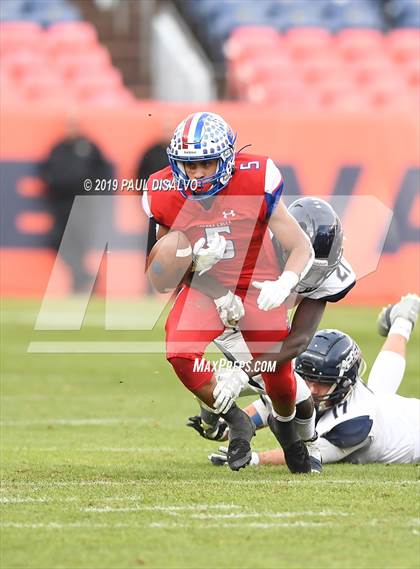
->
[186, 415, 229, 441]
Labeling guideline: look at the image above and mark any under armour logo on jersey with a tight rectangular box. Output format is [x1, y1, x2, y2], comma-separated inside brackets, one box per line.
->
[222, 210, 236, 218]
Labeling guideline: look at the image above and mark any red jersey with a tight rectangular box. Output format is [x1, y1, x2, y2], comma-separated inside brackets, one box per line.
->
[144, 153, 284, 290]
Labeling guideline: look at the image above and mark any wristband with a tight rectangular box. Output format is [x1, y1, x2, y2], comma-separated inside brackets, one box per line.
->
[278, 271, 299, 290]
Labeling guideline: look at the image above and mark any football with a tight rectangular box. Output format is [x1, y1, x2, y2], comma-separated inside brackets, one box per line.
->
[147, 230, 193, 293]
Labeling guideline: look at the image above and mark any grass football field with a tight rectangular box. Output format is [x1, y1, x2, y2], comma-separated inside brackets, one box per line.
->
[1, 298, 419, 569]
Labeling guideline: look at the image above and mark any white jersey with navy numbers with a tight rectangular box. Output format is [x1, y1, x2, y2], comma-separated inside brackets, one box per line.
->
[297, 257, 356, 303]
[317, 380, 420, 464]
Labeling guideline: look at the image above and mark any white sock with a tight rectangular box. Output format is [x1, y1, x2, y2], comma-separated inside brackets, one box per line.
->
[295, 410, 316, 441]
[250, 451, 260, 466]
[272, 409, 296, 422]
[368, 350, 406, 395]
[390, 317, 413, 341]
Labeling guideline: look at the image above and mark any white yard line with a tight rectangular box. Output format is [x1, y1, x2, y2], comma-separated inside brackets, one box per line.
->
[1, 522, 139, 529]
[81, 504, 242, 513]
[0, 497, 52, 504]
[0, 521, 331, 530]
[190, 511, 350, 520]
[1, 479, 418, 489]
[2, 519, 417, 531]
[1, 418, 151, 427]
[2, 447, 175, 453]
[149, 521, 332, 529]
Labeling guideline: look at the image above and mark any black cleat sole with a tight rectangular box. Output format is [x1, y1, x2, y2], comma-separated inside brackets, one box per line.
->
[227, 438, 252, 471]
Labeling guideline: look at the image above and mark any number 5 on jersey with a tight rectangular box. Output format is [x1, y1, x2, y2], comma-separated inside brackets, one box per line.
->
[205, 226, 235, 260]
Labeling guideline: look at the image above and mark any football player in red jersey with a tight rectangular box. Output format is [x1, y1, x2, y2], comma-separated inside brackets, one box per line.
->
[143, 112, 314, 472]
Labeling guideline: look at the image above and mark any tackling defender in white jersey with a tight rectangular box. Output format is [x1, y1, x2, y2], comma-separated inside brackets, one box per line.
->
[209, 293, 420, 466]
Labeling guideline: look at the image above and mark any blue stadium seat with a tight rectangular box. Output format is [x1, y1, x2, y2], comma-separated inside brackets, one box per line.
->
[386, 0, 420, 28]
[325, 0, 387, 31]
[0, 0, 30, 21]
[27, 0, 80, 25]
[181, 0, 225, 24]
[268, 1, 331, 32]
[0, 0, 80, 24]
[203, 3, 274, 58]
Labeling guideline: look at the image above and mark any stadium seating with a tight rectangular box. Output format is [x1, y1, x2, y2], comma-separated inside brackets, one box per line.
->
[45, 21, 98, 54]
[335, 28, 386, 60]
[177, 0, 419, 111]
[0, 0, 80, 25]
[53, 47, 112, 80]
[385, 0, 420, 28]
[0, 21, 44, 54]
[0, 18, 134, 107]
[386, 28, 420, 61]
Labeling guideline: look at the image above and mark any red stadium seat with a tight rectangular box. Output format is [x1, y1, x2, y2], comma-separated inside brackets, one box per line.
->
[1, 50, 46, 80]
[225, 26, 280, 64]
[335, 29, 385, 61]
[235, 53, 295, 92]
[53, 47, 112, 79]
[246, 79, 314, 108]
[0, 22, 44, 55]
[20, 72, 67, 101]
[45, 22, 98, 55]
[284, 28, 332, 60]
[298, 55, 344, 84]
[347, 57, 397, 86]
[365, 78, 408, 107]
[229, 52, 292, 97]
[72, 70, 123, 99]
[386, 29, 420, 63]
[313, 77, 357, 106]
[225, 27, 280, 95]
[400, 59, 420, 88]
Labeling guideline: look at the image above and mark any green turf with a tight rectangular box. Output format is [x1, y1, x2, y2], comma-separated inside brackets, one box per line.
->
[1, 298, 419, 569]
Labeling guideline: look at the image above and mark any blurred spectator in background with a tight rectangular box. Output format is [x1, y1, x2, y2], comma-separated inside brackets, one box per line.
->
[138, 138, 169, 294]
[136, 140, 168, 190]
[40, 112, 113, 292]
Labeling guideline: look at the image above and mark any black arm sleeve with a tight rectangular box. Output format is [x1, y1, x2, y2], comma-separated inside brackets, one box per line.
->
[146, 217, 157, 260]
[247, 297, 326, 377]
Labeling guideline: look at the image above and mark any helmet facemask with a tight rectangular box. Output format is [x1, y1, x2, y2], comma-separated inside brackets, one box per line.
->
[285, 198, 344, 293]
[295, 333, 363, 414]
[295, 248, 343, 292]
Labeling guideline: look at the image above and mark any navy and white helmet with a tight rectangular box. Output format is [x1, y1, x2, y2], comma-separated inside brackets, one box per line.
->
[295, 329, 363, 412]
[167, 112, 236, 200]
[288, 197, 344, 292]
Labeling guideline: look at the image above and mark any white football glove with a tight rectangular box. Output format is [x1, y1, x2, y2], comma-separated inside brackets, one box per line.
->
[252, 271, 299, 311]
[214, 290, 245, 328]
[192, 233, 227, 276]
[212, 367, 249, 415]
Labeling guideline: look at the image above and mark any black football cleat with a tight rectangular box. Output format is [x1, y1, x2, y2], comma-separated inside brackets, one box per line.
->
[227, 438, 252, 471]
[283, 440, 311, 474]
